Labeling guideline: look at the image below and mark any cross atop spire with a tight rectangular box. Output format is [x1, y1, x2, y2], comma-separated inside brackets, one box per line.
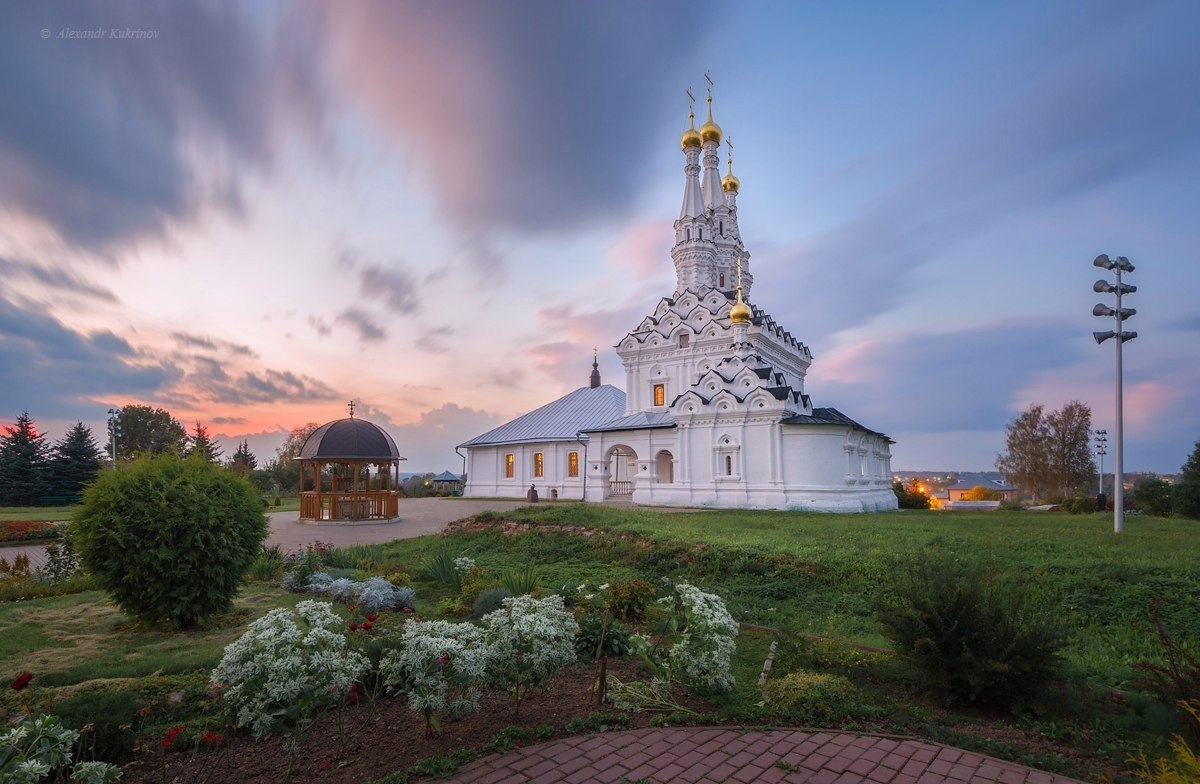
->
[589, 348, 602, 388]
[347, 400, 356, 418]
[705, 71, 714, 118]
[686, 86, 695, 115]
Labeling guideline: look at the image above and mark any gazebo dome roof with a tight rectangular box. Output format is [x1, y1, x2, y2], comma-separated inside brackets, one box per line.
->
[298, 418, 401, 461]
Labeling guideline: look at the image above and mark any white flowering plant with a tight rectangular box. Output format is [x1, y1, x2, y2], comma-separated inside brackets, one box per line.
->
[483, 594, 580, 719]
[0, 714, 122, 783]
[210, 600, 369, 738]
[380, 618, 491, 736]
[616, 582, 738, 710]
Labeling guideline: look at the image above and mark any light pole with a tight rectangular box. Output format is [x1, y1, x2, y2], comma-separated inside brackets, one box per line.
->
[107, 408, 118, 464]
[1092, 254, 1137, 533]
[1094, 429, 1107, 509]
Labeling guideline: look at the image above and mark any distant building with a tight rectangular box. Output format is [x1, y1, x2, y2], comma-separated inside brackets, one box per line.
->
[431, 471, 463, 495]
[944, 477, 1016, 502]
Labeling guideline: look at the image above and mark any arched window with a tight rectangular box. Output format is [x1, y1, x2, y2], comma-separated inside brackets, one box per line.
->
[653, 383, 665, 407]
[725, 455, 733, 476]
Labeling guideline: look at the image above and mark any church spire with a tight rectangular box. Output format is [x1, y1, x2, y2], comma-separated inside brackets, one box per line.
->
[678, 87, 704, 219]
[589, 348, 601, 388]
[700, 72, 724, 210]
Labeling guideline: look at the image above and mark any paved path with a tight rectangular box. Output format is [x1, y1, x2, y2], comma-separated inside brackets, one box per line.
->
[439, 727, 1085, 784]
[265, 497, 531, 550]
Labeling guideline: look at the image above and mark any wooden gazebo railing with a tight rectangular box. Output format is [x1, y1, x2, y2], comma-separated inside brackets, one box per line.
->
[298, 459, 401, 522]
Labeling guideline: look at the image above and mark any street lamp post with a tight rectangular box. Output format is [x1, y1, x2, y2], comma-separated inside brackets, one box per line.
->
[107, 408, 118, 464]
[1091, 254, 1137, 534]
[1094, 429, 1107, 509]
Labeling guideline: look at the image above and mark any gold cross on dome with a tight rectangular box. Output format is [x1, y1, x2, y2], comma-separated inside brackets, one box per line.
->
[705, 70, 714, 94]
[686, 87, 695, 115]
[347, 400, 356, 418]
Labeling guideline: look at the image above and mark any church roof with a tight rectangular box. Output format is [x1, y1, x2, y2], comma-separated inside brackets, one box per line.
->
[583, 411, 676, 433]
[459, 384, 626, 447]
[781, 407, 891, 441]
[299, 418, 403, 460]
[432, 471, 462, 482]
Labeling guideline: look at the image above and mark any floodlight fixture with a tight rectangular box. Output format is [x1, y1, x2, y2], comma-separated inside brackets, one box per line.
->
[1090, 252, 1137, 533]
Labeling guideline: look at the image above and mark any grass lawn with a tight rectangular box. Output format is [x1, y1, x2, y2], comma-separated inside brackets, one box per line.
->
[2, 505, 1194, 782]
[0, 584, 301, 686]
[0, 505, 78, 522]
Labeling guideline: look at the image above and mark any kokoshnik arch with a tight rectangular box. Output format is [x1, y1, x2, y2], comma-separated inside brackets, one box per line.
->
[460, 81, 898, 512]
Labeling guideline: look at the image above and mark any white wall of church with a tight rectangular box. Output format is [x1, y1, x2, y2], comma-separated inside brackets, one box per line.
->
[463, 441, 588, 500]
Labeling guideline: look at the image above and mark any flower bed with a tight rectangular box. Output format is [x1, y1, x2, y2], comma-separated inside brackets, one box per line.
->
[0, 520, 60, 544]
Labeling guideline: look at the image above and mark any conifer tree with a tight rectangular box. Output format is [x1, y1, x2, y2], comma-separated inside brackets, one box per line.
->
[186, 423, 223, 463]
[50, 422, 104, 497]
[0, 411, 51, 505]
[229, 439, 257, 477]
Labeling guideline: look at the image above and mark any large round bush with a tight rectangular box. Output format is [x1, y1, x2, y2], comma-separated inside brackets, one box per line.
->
[73, 454, 267, 628]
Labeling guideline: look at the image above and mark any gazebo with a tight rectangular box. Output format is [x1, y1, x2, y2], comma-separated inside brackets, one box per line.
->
[297, 410, 405, 522]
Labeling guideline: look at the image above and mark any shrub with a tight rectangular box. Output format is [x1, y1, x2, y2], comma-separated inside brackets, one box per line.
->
[0, 520, 59, 544]
[576, 613, 631, 659]
[1062, 496, 1097, 514]
[380, 618, 491, 736]
[761, 670, 869, 726]
[72, 454, 267, 629]
[359, 577, 415, 614]
[875, 554, 1066, 710]
[1130, 700, 1200, 783]
[893, 480, 931, 509]
[483, 594, 579, 718]
[662, 582, 739, 693]
[0, 713, 121, 783]
[281, 541, 332, 592]
[1133, 476, 1174, 517]
[605, 577, 656, 623]
[211, 600, 369, 737]
[1133, 597, 1200, 710]
[473, 587, 514, 619]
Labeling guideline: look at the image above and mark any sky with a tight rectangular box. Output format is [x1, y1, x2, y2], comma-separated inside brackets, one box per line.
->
[1, 0, 1198, 474]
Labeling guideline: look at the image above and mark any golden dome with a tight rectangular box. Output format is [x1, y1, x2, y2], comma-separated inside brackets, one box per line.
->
[721, 171, 740, 192]
[730, 288, 751, 324]
[681, 113, 702, 149]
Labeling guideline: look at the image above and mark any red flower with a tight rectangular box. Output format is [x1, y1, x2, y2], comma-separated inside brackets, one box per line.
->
[348, 622, 359, 631]
[11, 672, 32, 691]
[162, 724, 185, 748]
[436, 652, 450, 667]
[366, 613, 378, 622]
[202, 731, 224, 744]
[321, 759, 332, 769]
[361, 621, 373, 632]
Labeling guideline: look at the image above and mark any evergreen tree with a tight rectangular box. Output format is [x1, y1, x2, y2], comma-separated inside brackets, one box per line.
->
[186, 423, 223, 463]
[1173, 439, 1200, 520]
[49, 422, 104, 497]
[0, 411, 51, 505]
[229, 439, 257, 477]
[114, 404, 187, 459]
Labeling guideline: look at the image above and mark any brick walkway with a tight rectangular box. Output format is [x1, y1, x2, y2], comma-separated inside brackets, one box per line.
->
[438, 727, 1085, 784]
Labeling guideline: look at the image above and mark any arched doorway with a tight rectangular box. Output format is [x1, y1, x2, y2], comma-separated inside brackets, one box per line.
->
[604, 444, 637, 497]
[655, 450, 674, 484]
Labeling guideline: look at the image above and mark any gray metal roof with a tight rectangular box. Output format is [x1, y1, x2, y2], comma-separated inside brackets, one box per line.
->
[432, 471, 462, 482]
[459, 385, 626, 447]
[780, 407, 890, 440]
[583, 411, 676, 433]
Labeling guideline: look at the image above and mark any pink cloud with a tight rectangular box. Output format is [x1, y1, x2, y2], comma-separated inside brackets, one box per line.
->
[1124, 380, 1187, 431]
[606, 221, 673, 281]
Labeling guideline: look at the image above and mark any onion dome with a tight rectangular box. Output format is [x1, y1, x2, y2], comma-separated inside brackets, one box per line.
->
[681, 111, 702, 149]
[730, 287, 752, 324]
[299, 418, 401, 460]
[700, 97, 722, 144]
[722, 154, 740, 192]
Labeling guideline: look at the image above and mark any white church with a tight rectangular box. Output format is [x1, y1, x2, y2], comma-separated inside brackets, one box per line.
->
[460, 88, 898, 512]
